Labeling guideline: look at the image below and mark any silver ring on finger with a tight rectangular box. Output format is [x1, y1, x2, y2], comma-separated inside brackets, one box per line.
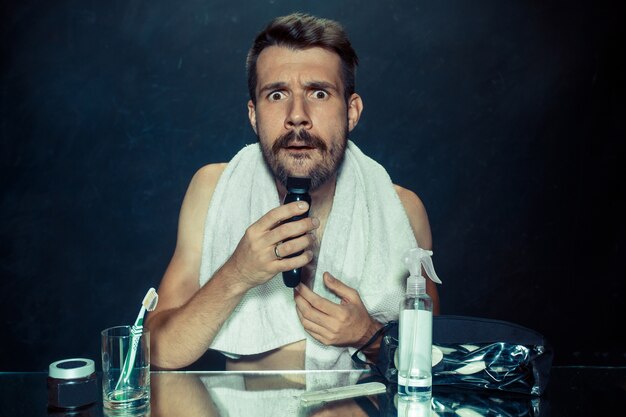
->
[274, 243, 283, 260]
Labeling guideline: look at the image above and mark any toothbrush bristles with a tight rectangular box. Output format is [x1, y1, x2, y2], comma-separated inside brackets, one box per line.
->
[142, 287, 159, 312]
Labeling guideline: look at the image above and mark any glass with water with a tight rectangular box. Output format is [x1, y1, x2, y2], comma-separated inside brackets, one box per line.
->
[101, 326, 150, 411]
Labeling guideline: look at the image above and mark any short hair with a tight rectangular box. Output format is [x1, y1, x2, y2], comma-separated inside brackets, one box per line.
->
[246, 13, 359, 104]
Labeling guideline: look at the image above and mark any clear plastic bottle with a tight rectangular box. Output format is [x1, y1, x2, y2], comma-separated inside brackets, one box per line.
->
[398, 282, 433, 399]
[397, 395, 432, 417]
[397, 248, 442, 400]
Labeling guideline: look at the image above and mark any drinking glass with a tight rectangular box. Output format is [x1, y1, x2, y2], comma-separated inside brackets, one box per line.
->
[101, 326, 150, 412]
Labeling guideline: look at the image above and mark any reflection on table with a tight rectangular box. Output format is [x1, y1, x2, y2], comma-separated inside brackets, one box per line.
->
[151, 372, 539, 417]
[0, 367, 623, 416]
[147, 367, 620, 417]
[151, 370, 370, 417]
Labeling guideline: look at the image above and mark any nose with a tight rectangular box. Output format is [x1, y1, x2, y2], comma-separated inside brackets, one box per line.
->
[285, 95, 311, 130]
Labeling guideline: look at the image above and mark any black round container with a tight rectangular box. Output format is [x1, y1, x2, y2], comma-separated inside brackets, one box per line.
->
[47, 358, 98, 411]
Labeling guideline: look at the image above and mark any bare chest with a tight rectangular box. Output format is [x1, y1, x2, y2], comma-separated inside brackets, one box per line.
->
[300, 207, 329, 288]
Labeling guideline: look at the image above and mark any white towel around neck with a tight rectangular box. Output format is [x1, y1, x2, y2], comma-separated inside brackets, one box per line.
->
[199, 140, 417, 370]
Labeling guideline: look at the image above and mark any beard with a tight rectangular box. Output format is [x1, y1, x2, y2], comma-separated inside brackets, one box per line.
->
[258, 127, 348, 191]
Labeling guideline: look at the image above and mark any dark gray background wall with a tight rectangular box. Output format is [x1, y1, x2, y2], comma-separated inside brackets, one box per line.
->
[1, 0, 624, 371]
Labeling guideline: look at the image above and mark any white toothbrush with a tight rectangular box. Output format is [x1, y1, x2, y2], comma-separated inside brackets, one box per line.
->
[115, 288, 158, 390]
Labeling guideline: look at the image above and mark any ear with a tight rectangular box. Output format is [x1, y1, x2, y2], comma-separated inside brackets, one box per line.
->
[247, 100, 258, 134]
[347, 93, 363, 132]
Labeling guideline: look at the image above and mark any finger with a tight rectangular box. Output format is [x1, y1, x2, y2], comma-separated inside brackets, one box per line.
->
[295, 283, 343, 318]
[323, 272, 359, 304]
[295, 301, 341, 338]
[294, 288, 330, 327]
[274, 233, 315, 258]
[275, 249, 314, 271]
[266, 217, 319, 245]
[295, 303, 333, 344]
[255, 201, 310, 231]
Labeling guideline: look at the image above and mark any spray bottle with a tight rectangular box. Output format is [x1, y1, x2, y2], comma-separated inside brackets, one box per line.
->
[397, 247, 442, 400]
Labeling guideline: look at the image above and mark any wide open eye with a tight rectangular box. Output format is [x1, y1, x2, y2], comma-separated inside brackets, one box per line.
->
[268, 91, 287, 101]
[311, 90, 329, 100]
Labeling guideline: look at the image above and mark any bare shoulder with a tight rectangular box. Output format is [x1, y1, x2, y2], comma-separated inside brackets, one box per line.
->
[179, 163, 227, 210]
[175, 163, 228, 251]
[195, 162, 228, 179]
[394, 184, 426, 213]
[393, 184, 432, 249]
[187, 163, 228, 197]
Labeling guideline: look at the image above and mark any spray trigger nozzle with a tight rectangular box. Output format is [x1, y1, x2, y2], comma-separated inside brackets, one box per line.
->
[403, 247, 442, 284]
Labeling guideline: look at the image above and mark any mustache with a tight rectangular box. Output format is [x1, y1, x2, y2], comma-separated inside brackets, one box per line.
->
[271, 130, 328, 154]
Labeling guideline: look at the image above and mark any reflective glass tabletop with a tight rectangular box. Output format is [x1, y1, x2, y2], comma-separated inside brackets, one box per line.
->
[0, 366, 624, 416]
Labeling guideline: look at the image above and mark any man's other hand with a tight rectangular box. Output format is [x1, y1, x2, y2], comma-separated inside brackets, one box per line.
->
[294, 272, 382, 348]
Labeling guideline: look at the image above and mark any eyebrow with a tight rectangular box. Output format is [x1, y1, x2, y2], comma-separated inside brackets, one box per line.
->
[258, 82, 288, 95]
[258, 80, 339, 95]
[304, 81, 338, 92]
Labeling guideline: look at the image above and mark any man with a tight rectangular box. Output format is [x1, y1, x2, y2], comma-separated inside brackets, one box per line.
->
[146, 13, 440, 371]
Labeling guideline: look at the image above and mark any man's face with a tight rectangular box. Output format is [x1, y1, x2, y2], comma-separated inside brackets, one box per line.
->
[248, 46, 363, 191]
